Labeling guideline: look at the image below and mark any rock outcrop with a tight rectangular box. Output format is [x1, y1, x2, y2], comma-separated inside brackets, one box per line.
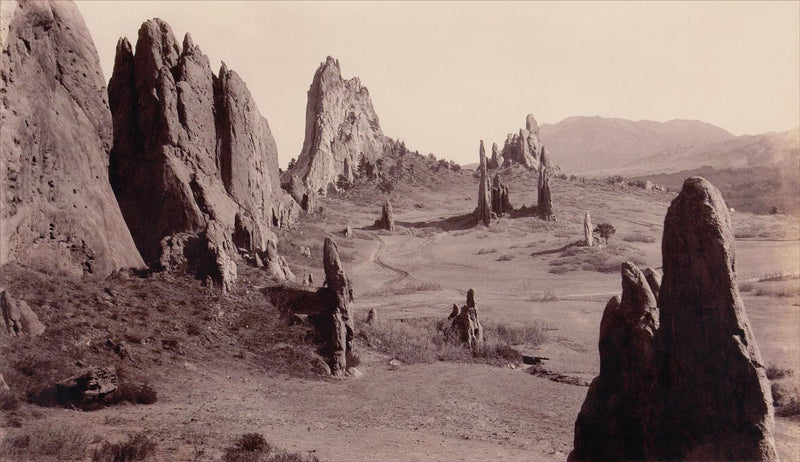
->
[1, 288, 45, 338]
[286, 56, 387, 196]
[656, 177, 777, 461]
[642, 268, 660, 301]
[497, 114, 544, 170]
[584, 211, 593, 247]
[491, 174, 511, 216]
[537, 165, 556, 221]
[569, 177, 778, 462]
[488, 143, 501, 169]
[375, 200, 396, 231]
[449, 288, 484, 350]
[319, 237, 354, 376]
[260, 240, 294, 281]
[108, 18, 296, 290]
[0, 0, 145, 277]
[569, 263, 659, 461]
[56, 366, 118, 407]
[475, 141, 492, 226]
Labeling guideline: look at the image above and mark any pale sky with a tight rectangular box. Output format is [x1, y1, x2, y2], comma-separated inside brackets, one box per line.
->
[76, 1, 800, 168]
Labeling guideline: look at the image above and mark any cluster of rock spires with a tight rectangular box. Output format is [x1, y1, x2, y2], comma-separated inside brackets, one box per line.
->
[284, 56, 388, 199]
[447, 289, 485, 350]
[0, 0, 144, 277]
[570, 177, 778, 462]
[108, 18, 299, 291]
[491, 114, 550, 171]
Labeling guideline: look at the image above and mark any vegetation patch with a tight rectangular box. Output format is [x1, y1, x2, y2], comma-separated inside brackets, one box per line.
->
[363, 281, 442, 297]
[222, 433, 320, 462]
[548, 242, 647, 274]
[92, 433, 157, 462]
[0, 422, 89, 462]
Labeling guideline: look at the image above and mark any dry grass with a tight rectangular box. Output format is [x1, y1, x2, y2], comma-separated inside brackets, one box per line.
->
[92, 433, 157, 462]
[548, 242, 648, 274]
[222, 433, 320, 462]
[363, 281, 442, 297]
[622, 230, 657, 243]
[0, 422, 89, 461]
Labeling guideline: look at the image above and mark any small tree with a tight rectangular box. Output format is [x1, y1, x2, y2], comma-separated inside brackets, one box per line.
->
[287, 157, 297, 171]
[336, 173, 353, 191]
[594, 223, 616, 244]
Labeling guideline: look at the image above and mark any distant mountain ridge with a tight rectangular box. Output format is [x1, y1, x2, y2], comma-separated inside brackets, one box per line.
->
[539, 116, 736, 175]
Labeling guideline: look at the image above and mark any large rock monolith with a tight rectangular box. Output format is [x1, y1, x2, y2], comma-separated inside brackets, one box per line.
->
[319, 237, 354, 376]
[656, 177, 777, 461]
[569, 177, 778, 462]
[537, 166, 556, 221]
[488, 143, 501, 169]
[491, 174, 511, 216]
[475, 141, 492, 226]
[375, 200, 396, 231]
[0, 0, 144, 277]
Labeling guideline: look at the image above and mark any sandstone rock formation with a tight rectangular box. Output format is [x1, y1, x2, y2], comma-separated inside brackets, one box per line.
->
[498, 114, 544, 170]
[366, 307, 377, 325]
[319, 237, 354, 376]
[284, 173, 316, 213]
[643, 268, 660, 301]
[475, 141, 492, 226]
[260, 240, 294, 281]
[449, 289, 484, 350]
[0, 0, 144, 277]
[569, 177, 778, 462]
[491, 174, 511, 216]
[56, 365, 118, 407]
[286, 56, 387, 195]
[569, 262, 659, 461]
[375, 200, 396, 231]
[1, 288, 45, 338]
[488, 143, 501, 169]
[656, 177, 777, 461]
[108, 18, 296, 290]
[537, 165, 556, 221]
[344, 225, 353, 238]
[584, 211, 593, 247]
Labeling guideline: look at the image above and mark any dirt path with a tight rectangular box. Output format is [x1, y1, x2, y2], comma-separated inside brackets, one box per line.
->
[364, 231, 415, 286]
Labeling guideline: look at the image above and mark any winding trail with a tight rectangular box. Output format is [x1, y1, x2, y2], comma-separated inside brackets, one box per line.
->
[364, 231, 415, 286]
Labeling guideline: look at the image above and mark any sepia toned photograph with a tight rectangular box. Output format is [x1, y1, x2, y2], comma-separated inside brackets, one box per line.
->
[1, 1, 798, 461]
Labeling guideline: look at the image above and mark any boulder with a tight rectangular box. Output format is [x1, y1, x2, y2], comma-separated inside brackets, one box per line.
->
[584, 211, 594, 247]
[656, 177, 777, 461]
[375, 200, 396, 231]
[0, 0, 144, 277]
[569, 263, 659, 462]
[1, 288, 45, 337]
[449, 288, 484, 350]
[475, 141, 492, 226]
[286, 57, 387, 195]
[55, 366, 118, 407]
[537, 166, 556, 221]
[318, 237, 354, 376]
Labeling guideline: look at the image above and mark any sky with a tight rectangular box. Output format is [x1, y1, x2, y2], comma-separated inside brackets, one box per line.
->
[76, 1, 800, 168]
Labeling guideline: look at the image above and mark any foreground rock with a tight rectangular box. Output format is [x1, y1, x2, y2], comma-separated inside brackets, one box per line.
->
[569, 177, 778, 461]
[1, 288, 45, 337]
[375, 200, 396, 231]
[108, 18, 297, 290]
[449, 289, 484, 350]
[475, 141, 492, 226]
[0, 0, 145, 277]
[319, 238, 355, 376]
[286, 57, 387, 195]
[56, 366, 118, 407]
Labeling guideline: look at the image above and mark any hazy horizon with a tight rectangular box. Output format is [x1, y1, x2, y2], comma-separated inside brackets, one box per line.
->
[76, 1, 800, 168]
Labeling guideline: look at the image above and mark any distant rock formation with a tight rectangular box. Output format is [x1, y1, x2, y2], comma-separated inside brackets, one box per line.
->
[344, 225, 354, 238]
[449, 288, 484, 350]
[1, 288, 45, 338]
[569, 177, 778, 462]
[488, 143, 501, 169]
[319, 237, 354, 376]
[284, 173, 316, 213]
[286, 56, 387, 196]
[0, 0, 144, 277]
[375, 200, 396, 231]
[491, 174, 511, 216]
[475, 141, 492, 226]
[496, 114, 544, 170]
[108, 18, 297, 290]
[537, 165, 556, 221]
[584, 212, 593, 247]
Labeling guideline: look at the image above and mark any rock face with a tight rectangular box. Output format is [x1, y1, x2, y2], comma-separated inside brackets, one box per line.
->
[286, 56, 387, 196]
[1, 288, 45, 338]
[375, 200, 396, 231]
[0, 0, 144, 277]
[584, 211, 594, 247]
[449, 289, 484, 350]
[108, 19, 296, 290]
[569, 177, 778, 462]
[491, 174, 511, 216]
[537, 165, 556, 221]
[657, 177, 777, 461]
[319, 237, 354, 376]
[475, 141, 492, 226]
[569, 263, 659, 462]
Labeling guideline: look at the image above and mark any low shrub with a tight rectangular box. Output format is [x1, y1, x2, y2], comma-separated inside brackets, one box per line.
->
[0, 422, 89, 461]
[222, 433, 320, 462]
[363, 281, 442, 297]
[92, 433, 157, 462]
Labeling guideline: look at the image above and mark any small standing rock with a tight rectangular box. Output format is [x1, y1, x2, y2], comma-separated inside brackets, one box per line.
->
[365, 308, 377, 325]
[584, 211, 594, 247]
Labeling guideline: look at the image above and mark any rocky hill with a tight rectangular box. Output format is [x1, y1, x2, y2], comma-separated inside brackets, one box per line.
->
[539, 116, 735, 175]
[108, 18, 300, 289]
[0, 0, 144, 277]
[284, 57, 388, 197]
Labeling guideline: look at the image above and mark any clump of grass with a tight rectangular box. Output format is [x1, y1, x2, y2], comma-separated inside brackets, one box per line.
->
[363, 281, 442, 297]
[622, 231, 657, 243]
[107, 382, 158, 406]
[496, 254, 514, 261]
[0, 391, 20, 412]
[0, 422, 89, 461]
[739, 281, 754, 292]
[483, 320, 549, 346]
[222, 433, 320, 462]
[758, 271, 800, 282]
[92, 433, 157, 462]
[549, 242, 647, 274]
[766, 365, 793, 380]
[476, 248, 496, 255]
